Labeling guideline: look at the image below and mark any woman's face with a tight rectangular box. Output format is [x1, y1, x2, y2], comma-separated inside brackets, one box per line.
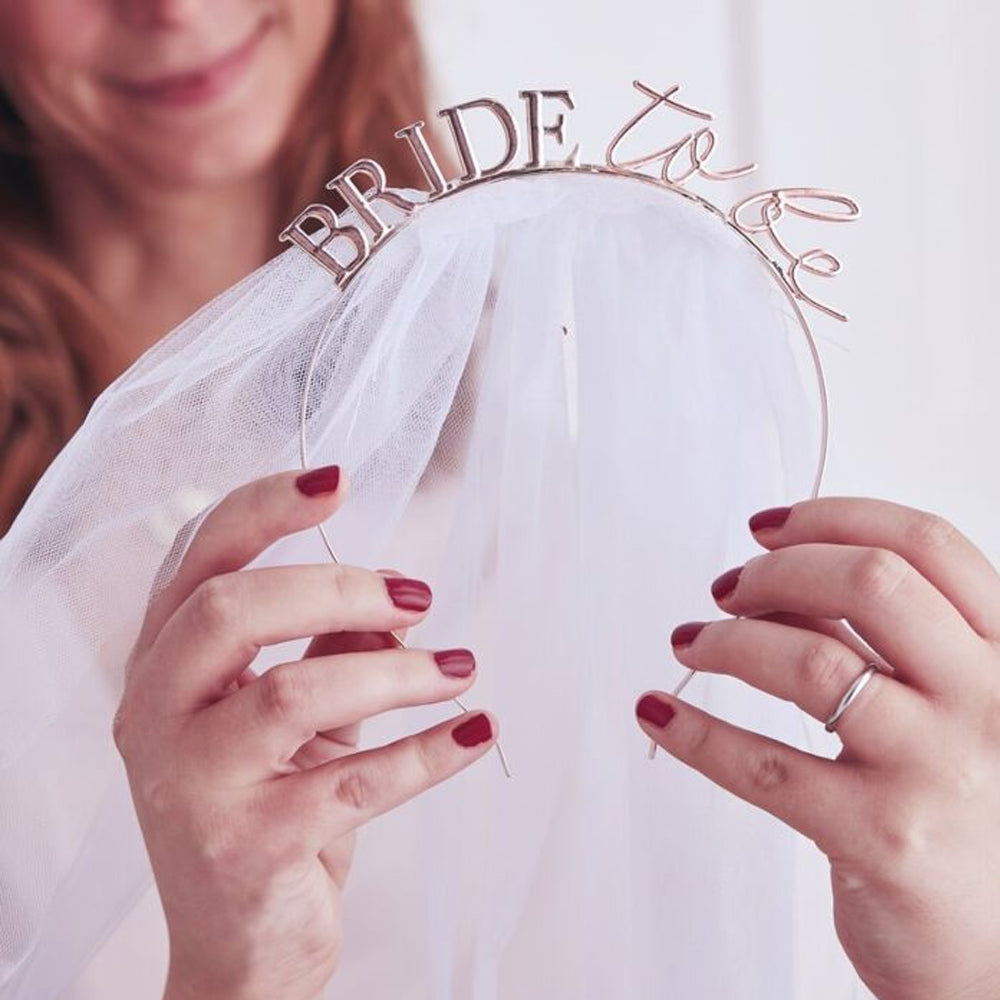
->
[0, 0, 338, 190]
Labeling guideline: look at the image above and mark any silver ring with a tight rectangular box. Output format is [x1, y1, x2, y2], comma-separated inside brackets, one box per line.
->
[824, 662, 881, 733]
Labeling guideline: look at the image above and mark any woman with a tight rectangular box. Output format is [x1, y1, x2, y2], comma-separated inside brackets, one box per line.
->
[0, 3, 998, 1000]
[0, 0, 433, 530]
[0, 4, 496, 997]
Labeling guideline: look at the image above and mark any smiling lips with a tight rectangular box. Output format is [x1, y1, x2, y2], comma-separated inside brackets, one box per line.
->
[106, 21, 269, 109]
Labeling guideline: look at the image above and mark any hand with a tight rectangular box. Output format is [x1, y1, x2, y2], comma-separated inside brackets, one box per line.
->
[113, 466, 498, 1000]
[635, 497, 1000, 1000]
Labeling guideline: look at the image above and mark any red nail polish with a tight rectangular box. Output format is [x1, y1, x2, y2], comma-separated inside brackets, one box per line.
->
[636, 694, 676, 728]
[385, 577, 432, 612]
[452, 713, 492, 747]
[711, 566, 743, 602]
[434, 649, 476, 678]
[671, 622, 707, 648]
[749, 506, 792, 533]
[296, 465, 341, 497]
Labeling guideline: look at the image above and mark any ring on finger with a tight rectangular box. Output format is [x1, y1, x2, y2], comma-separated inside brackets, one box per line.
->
[824, 662, 883, 733]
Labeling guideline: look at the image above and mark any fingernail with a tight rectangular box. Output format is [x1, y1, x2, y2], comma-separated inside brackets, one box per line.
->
[711, 566, 743, 602]
[671, 622, 707, 648]
[434, 649, 476, 678]
[452, 713, 492, 748]
[749, 506, 792, 533]
[385, 576, 432, 612]
[636, 694, 676, 729]
[296, 465, 341, 497]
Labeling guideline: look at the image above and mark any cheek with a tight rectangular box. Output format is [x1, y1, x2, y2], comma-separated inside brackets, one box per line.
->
[0, 1, 109, 134]
[0, 2, 106, 77]
[281, 0, 339, 77]
[91, 3, 340, 187]
[228, 0, 336, 156]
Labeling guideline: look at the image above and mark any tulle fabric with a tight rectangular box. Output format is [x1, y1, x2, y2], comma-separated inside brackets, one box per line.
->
[0, 171, 865, 997]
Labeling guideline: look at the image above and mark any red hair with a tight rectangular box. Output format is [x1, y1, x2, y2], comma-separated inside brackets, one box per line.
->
[0, 0, 438, 532]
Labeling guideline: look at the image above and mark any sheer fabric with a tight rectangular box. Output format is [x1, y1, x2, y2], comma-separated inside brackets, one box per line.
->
[0, 171, 864, 998]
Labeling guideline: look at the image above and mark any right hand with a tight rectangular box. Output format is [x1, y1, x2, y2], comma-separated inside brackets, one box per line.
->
[112, 466, 498, 1000]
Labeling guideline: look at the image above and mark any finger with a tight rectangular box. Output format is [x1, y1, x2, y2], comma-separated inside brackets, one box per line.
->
[192, 647, 478, 781]
[302, 627, 403, 752]
[712, 543, 988, 698]
[151, 565, 434, 709]
[749, 497, 1000, 641]
[234, 569, 411, 685]
[304, 570, 411, 660]
[139, 466, 347, 650]
[635, 692, 855, 853]
[750, 611, 887, 670]
[289, 730, 356, 772]
[266, 711, 498, 849]
[300, 570, 412, 750]
[669, 618, 926, 757]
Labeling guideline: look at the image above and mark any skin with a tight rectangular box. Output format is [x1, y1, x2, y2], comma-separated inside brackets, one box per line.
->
[0, 0, 339, 352]
[0, 9, 503, 996]
[114, 468, 499, 1000]
[637, 498, 1000, 1000]
[2, 3, 997, 998]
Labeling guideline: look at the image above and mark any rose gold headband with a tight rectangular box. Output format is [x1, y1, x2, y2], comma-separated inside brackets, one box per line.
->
[287, 80, 861, 776]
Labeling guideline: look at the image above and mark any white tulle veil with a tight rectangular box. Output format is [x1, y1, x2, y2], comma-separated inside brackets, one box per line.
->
[0, 165, 868, 998]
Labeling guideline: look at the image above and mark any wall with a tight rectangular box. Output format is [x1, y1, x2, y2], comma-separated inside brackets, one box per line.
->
[417, 3, 1000, 997]
[66, 5, 997, 998]
[419, 0, 1000, 552]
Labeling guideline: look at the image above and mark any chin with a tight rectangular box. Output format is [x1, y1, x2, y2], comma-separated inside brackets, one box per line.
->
[134, 110, 291, 189]
[97, 18, 329, 192]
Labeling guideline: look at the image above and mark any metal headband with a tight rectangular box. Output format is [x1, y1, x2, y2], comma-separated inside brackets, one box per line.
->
[280, 80, 859, 321]
[282, 80, 861, 776]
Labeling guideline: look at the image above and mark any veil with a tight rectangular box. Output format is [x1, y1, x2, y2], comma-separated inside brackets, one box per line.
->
[0, 169, 868, 998]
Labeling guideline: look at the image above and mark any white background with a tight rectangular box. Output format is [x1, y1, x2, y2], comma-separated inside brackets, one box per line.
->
[420, 0, 1000, 563]
[70, 4, 998, 997]
[417, 3, 999, 997]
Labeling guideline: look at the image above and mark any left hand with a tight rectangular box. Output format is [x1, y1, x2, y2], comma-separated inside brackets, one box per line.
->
[635, 497, 1000, 1000]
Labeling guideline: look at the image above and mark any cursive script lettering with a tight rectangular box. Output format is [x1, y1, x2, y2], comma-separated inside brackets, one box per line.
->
[729, 188, 861, 321]
[282, 80, 859, 314]
[605, 80, 756, 186]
